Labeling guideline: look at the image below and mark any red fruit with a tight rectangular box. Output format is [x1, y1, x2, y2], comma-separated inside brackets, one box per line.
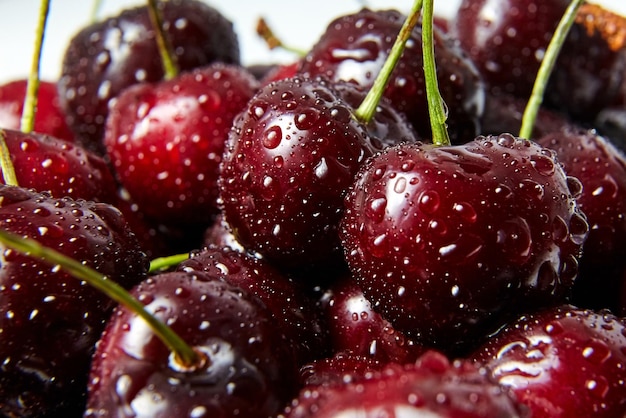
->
[300, 8, 485, 143]
[471, 304, 626, 417]
[218, 76, 377, 269]
[58, 0, 240, 154]
[340, 134, 588, 353]
[538, 127, 626, 311]
[177, 245, 329, 365]
[480, 92, 575, 140]
[298, 352, 384, 388]
[0, 128, 118, 204]
[0, 184, 148, 417]
[284, 350, 528, 417]
[452, 0, 626, 122]
[85, 270, 299, 418]
[320, 275, 423, 364]
[0, 79, 74, 142]
[451, 0, 570, 99]
[105, 63, 259, 226]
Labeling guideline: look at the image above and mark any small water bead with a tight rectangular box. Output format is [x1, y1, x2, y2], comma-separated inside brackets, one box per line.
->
[582, 338, 612, 366]
[518, 179, 545, 202]
[452, 202, 477, 223]
[585, 375, 610, 400]
[418, 190, 441, 215]
[262, 126, 283, 150]
[530, 154, 557, 176]
[294, 108, 321, 130]
[330, 106, 352, 123]
[366, 196, 388, 223]
[569, 212, 590, 245]
[496, 217, 532, 262]
[566, 175, 584, 198]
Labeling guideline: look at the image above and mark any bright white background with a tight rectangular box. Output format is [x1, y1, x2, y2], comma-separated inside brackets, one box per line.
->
[0, 0, 625, 84]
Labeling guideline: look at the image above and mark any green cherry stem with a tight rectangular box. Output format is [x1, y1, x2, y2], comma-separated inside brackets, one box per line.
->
[422, 0, 450, 147]
[354, 0, 423, 124]
[20, 0, 50, 134]
[90, 0, 104, 23]
[149, 252, 190, 273]
[519, 0, 585, 140]
[0, 130, 19, 187]
[0, 228, 201, 368]
[147, 0, 179, 80]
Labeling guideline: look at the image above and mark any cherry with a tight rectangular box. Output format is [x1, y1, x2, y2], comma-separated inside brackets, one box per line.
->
[451, 0, 570, 99]
[537, 127, 626, 312]
[58, 0, 240, 155]
[218, 75, 378, 270]
[84, 270, 299, 418]
[104, 63, 259, 227]
[0, 79, 74, 142]
[0, 128, 119, 204]
[283, 350, 528, 417]
[177, 245, 330, 365]
[299, 8, 485, 143]
[480, 92, 575, 139]
[0, 184, 148, 417]
[471, 304, 626, 417]
[452, 0, 626, 122]
[319, 275, 423, 364]
[340, 134, 588, 353]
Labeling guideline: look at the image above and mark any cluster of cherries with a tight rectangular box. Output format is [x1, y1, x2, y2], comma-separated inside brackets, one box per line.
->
[0, 0, 626, 416]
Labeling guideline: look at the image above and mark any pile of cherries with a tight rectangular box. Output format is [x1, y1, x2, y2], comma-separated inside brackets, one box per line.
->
[1, 0, 626, 416]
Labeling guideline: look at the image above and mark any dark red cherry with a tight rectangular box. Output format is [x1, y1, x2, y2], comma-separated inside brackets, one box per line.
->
[284, 350, 528, 417]
[340, 134, 588, 353]
[319, 275, 423, 364]
[177, 245, 329, 365]
[58, 0, 240, 154]
[0, 184, 148, 417]
[471, 305, 626, 418]
[299, 8, 485, 143]
[0, 79, 74, 142]
[85, 270, 299, 418]
[452, 0, 569, 98]
[538, 127, 626, 312]
[104, 63, 258, 226]
[0, 128, 118, 204]
[218, 76, 377, 270]
[480, 92, 575, 140]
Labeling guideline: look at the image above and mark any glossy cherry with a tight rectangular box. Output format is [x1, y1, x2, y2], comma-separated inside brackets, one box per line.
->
[340, 134, 588, 353]
[471, 304, 626, 417]
[0, 184, 148, 417]
[58, 0, 240, 154]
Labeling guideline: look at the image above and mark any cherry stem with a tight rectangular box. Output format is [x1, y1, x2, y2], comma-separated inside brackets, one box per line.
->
[147, 0, 179, 80]
[422, 0, 450, 147]
[90, 0, 104, 23]
[149, 252, 190, 273]
[0, 130, 19, 186]
[20, 0, 50, 134]
[0, 227, 202, 369]
[256, 17, 307, 57]
[354, 0, 423, 124]
[519, 0, 585, 140]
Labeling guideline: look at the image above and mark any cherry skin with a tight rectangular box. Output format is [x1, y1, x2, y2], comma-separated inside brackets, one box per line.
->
[299, 8, 485, 143]
[105, 63, 258, 227]
[284, 350, 528, 417]
[0, 184, 148, 417]
[177, 244, 330, 366]
[58, 0, 240, 155]
[471, 304, 626, 417]
[85, 270, 299, 418]
[218, 75, 378, 270]
[0, 128, 118, 204]
[0, 79, 74, 142]
[319, 275, 423, 364]
[340, 134, 588, 354]
[538, 127, 626, 312]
